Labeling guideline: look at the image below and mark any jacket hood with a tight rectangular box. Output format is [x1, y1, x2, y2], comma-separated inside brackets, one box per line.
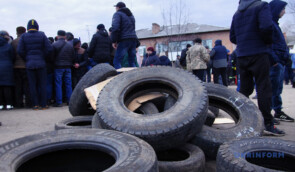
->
[118, 7, 133, 16]
[238, 0, 259, 11]
[98, 29, 109, 37]
[269, 0, 287, 23]
[27, 19, 39, 31]
[0, 36, 7, 46]
[215, 40, 222, 46]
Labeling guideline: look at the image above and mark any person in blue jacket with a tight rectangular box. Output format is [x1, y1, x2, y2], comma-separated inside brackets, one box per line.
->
[18, 19, 53, 110]
[230, 0, 285, 136]
[111, 2, 138, 69]
[269, 0, 294, 122]
[0, 31, 15, 110]
[159, 52, 172, 66]
[141, 47, 160, 67]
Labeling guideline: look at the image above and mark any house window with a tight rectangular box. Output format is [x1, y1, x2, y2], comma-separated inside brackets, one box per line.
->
[138, 46, 146, 56]
[202, 39, 213, 50]
[156, 43, 168, 53]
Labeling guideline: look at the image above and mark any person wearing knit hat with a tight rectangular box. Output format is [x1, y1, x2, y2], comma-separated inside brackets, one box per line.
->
[141, 47, 160, 67]
[72, 38, 88, 88]
[17, 19, 53, 110]
[88, 24, 112, 65]
[0, 30, 15, 110]
[11, 26, 31, 108]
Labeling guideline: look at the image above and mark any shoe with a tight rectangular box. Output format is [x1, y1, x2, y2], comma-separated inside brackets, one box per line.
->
[252, 95, 257, 99]
[0, 105, 4, 110]
[264, 124, 285, 136]
[32, 106, 39, 110]
[273, 118, 280, 125]
[274, 111, 294, 122]
[6, 105, 14, 110]
[40, 105, 49, 110]
[53, 104, 63, 107]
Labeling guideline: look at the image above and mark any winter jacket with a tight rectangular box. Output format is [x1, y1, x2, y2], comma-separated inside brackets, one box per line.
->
[141, 51, 160, 67]
[269, 0, 289, 65]
[73, 48, 89, 78]
[52, 38, 75, 69]
[186, 43, 210, 71]
[0, 37, 15, 86]
[111, 7, 137, 43]
[159, 56, 172, 66]
[17, 31, 52, 69]
[11, 36, 26, 68]
[88, 30, 112, 64]
[180, 48, 189, 67]
[210, 40, 228, 68]
[292, 54, 295, 69]
[230, 0, 273, 57]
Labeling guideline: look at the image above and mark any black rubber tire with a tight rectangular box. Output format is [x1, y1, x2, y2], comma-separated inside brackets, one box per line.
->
[69, 63, 117, 117]
[163, 96, 177, 111]
[55, 116, 93, 130]
[0, 129, 158, 172]
[92, 102, 159, 128]
[209, 106, 219, 117]
[137, 102, 159, 114]
[217, 138, 295, 172]
[157, 144, 205, 172]
[190, 83, 264, 159]
[205, 111, 216, 126]
[96, 66, 208, 151]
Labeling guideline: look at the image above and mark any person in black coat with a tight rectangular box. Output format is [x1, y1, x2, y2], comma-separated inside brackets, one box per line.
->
[88, 24, 112, 65]
[52, 30, 75, 107]
[141, 47, 160, 67]
[0, 31, 15, 110]
[72, 38, 89, 89]
[17, 19, 53, 110]
[180, 44, 191, 67]
[158, 52, 172, 66]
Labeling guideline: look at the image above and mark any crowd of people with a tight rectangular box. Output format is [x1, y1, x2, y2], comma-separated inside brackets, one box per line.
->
[0, 0, 294, 136]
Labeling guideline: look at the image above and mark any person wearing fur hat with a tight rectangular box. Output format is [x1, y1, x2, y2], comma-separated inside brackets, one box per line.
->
[17, 19, 53, 110]
[72, 38, 89, 88]
[11, 26, 31, 108]
[111, 2, 138, 69]
[141, 47, 160, 67]
[88, 24, 112, 66]
[0, 31, 15, 110]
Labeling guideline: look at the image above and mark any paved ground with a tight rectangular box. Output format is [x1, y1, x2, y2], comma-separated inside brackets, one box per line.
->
[0, 84, 294, 171]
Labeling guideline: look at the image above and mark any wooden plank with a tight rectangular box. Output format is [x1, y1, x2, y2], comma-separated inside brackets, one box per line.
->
[116, 67, 137, 73]
[84, 76, 116, 110]
[127, 93, 165, 111]
[213, 118, 235, 124]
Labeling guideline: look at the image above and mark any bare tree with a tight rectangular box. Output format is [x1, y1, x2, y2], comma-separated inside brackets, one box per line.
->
[161, 0, 190, 61]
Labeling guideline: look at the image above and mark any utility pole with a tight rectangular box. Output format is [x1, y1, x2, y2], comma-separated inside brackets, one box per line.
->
[86, 25, 91, 43]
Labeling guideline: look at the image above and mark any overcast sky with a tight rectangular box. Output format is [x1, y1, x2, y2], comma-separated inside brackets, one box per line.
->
[1, 0, 293, 43]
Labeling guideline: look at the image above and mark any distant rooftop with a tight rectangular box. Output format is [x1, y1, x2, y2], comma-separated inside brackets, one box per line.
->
[136, 23, 230, 39]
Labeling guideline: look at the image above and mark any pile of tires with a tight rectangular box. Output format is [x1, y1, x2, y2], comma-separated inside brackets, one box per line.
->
[1, 65, 293, 172]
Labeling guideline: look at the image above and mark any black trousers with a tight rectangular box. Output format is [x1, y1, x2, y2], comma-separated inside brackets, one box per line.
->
[237, 53, 273, 125]
[193, 69, 206, 82]
[14, 68, 31, 107]
[213, 67, 228, 87]
[0, 86, 13, 105]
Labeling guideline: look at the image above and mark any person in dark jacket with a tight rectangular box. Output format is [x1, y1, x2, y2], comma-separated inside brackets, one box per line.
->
[0, 31, 15, 110]
[141, 47, 160, 67]
[52, 30, 75, 107]
[180, 44, 191, 67]
[11, 26, 31, 108]
[269, 0, 294, 122]
[17, 19, 53, 110]
[72, 38, 89, 89]
[88, 24, 112, 65]
[111, 2, 138, 69]
[159, 52, 172, 66]
[230, 0, 284, 136]
[210, 40, 228, 86]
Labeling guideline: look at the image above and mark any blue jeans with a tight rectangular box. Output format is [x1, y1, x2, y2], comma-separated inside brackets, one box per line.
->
[26, 68, 47, 107]
[270, 63, 284, 113]
[55, 69, 72, 105]
[113, 40, 137, 69]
